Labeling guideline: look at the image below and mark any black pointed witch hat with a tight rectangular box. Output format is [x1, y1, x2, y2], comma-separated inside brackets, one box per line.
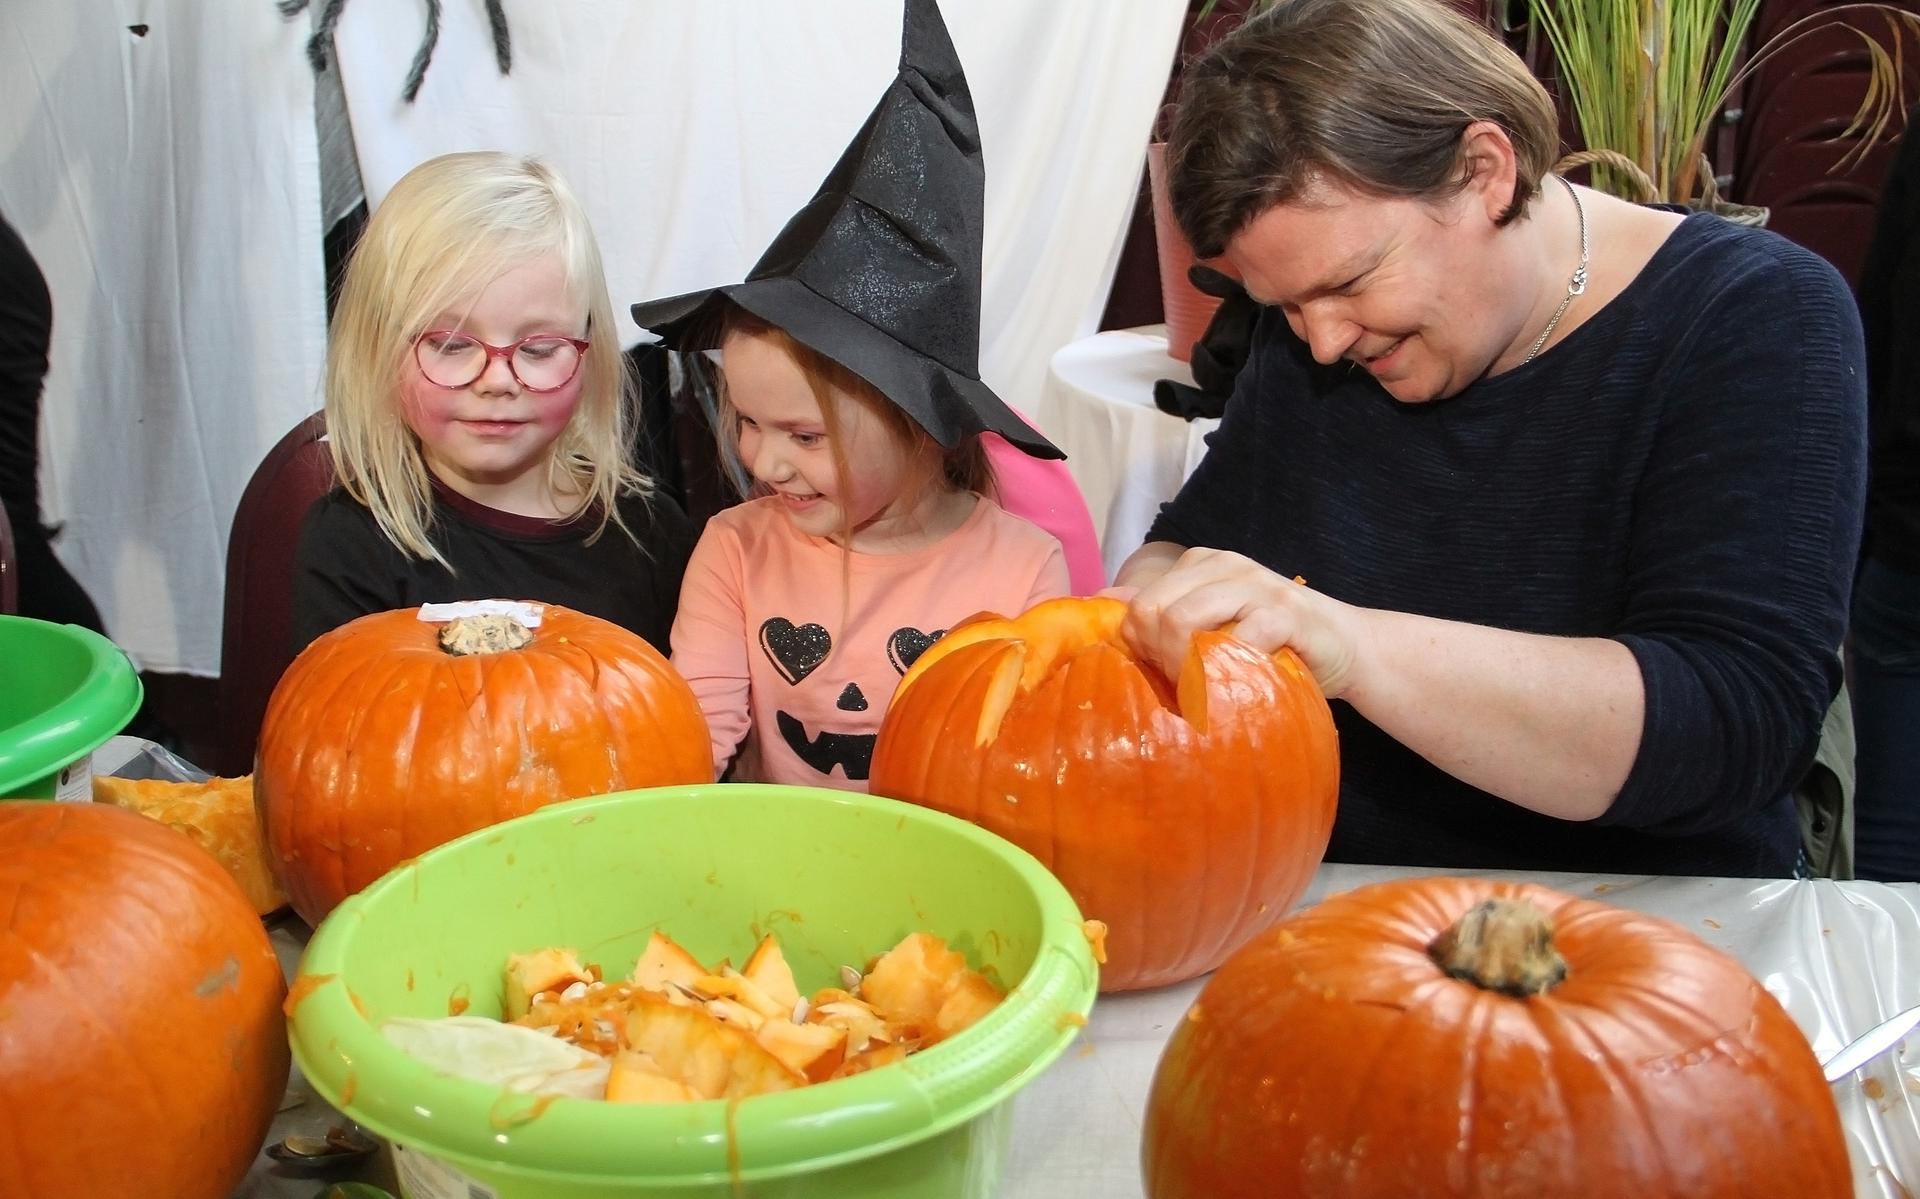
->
[629, 0, 1061, 459]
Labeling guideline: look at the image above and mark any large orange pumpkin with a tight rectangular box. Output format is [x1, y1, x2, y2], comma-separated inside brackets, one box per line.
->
[257, 605, 712, 926]
[1142, 877, 1851, 1198]
[0, 801, 289, 1198]
[870, 596, 1339, 991]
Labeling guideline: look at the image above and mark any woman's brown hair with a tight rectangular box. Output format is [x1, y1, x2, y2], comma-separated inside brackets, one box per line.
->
[1167, 0, 1560, 258]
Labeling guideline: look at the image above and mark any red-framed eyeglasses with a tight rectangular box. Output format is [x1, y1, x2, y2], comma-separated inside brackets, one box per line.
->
[412, 330, 591, 392]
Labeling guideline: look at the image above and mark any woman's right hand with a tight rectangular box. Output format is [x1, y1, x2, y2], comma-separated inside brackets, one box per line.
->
[1121, 546, 1365, 698]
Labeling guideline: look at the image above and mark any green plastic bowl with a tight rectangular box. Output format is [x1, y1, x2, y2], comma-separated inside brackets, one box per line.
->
[0, 616, 143, 800]
[289, 783, 1100, 1198]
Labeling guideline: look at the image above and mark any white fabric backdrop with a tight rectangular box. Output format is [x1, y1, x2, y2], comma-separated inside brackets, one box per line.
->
[2, 1, 1181, 678]
[332, 0, 1185, 451]
[0, 0, 327, 676]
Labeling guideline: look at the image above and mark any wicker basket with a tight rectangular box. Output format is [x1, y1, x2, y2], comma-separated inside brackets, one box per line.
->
[1553, 148, 1769, 227]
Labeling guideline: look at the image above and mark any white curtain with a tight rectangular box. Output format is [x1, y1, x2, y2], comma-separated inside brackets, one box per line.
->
[1, 0, 1180, 678]
[0, 0, 327, 675]
[333, 0, 1184, 429]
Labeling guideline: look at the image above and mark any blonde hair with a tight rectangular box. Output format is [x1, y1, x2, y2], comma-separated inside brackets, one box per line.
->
[323, 151, 650, 565]
[712, 309, 994, 535]
[1168, 0, 1559, 257]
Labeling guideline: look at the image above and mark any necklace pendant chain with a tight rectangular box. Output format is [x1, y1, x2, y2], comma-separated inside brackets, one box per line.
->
[1522, 175, 1589, 365]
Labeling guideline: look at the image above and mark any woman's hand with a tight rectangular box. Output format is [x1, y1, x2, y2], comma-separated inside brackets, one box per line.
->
[1122, 546, 1364, 696]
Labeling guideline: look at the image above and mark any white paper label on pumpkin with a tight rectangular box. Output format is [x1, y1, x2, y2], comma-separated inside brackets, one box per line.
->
[53, 756, 91, 804]
[391, 1142, 500, 1199]
[415, 600, 544, 628]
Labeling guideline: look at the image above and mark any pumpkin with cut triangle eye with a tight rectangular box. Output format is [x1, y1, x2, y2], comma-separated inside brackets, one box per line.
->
[870, 596, 1339, 991]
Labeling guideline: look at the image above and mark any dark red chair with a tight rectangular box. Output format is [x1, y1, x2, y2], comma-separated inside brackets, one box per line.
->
[0, 500, 15, 615]
[1741, 123, 1899, 204]
[212, 412, 336, 776]
[1722, 4, 1918, 194]
[1738, 65, 1916, 173]
[1752, 0, 1918, 56]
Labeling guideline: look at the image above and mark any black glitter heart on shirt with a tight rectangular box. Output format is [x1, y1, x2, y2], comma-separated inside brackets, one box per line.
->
[886, 626, 945, 675]
[759, 618, 832, 685]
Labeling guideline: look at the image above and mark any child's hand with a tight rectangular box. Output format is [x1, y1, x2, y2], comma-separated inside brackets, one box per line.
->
[1094, 584, 1138, 603]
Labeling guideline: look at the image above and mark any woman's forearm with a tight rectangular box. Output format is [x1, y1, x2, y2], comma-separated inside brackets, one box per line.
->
[1341, 607, 1644, 821]
[1114, 540, 1186, 591]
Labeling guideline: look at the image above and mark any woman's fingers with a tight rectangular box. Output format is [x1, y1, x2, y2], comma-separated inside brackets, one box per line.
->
[1121, 550, 1357, 696]
[1125, 556, 1288, 676]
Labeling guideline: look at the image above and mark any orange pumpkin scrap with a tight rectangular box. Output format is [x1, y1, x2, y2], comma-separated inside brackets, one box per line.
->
[871, 596, 1339, 990]
[1142, 877, 1851, 1199]
[257, 606, 712, 926]
[93, 773, 287, 916]
[505, 930, 1005, 1101]
[0, 801, 290, 1198]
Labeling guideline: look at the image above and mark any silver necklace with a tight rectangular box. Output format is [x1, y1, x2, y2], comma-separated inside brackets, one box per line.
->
[1521, 175, 1589, 364]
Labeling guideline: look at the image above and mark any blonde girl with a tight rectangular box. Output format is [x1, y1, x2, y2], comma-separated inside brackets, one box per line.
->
[290, 151, 694, 652]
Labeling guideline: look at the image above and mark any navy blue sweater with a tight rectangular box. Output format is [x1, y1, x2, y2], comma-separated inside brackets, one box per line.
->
[1150, 213, 1866, 877]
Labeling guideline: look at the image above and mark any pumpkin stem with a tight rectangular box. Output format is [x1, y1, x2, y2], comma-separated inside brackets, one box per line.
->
[1428, 898, 1568, 998]
[438, 613, 535, 656]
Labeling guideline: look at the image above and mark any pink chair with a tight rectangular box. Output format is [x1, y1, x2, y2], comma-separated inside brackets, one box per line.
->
[985, 408, 1107, 596]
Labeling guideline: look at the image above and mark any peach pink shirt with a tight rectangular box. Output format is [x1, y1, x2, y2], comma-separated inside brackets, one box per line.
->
[669, 495, 1070, 790]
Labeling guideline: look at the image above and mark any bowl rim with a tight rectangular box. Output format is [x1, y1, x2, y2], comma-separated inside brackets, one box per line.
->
[288, 782, 1100, 1185]
[0, 616, 143, 795]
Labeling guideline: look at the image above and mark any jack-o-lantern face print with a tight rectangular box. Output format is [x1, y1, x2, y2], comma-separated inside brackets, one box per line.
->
[758, 618, 943, 779]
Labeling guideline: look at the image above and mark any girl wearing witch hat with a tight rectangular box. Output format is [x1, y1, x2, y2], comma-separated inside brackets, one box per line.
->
[635, 0, 1072, 790]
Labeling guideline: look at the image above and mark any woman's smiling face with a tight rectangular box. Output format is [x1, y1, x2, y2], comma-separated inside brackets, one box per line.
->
[1224, 175, 1531, 404]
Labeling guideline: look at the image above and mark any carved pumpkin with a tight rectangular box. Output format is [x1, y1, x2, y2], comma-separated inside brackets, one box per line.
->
[0, 801, 289, 1198]
[1142, 878, 1851, 1198]
[870, 596, 1339, 991]
[257, 607, 712, 926]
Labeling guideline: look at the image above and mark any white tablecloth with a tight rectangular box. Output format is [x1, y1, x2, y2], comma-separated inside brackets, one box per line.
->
[243, 863, 1920, 1198]
[1032, 327, 1220, 581]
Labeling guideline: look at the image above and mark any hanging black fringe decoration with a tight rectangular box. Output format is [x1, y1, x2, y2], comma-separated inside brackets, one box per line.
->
[276, 0, 513, 104]
[484, 0, 511, 75]
[399, 0, 442, 103]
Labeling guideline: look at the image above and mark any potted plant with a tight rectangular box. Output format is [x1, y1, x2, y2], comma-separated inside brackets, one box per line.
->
[1528, 0, 1920, 219]
[1147, 1, 1263, 363]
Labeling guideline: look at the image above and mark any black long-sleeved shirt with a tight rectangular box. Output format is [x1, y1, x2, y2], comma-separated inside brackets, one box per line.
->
[0, 211, 51, 530]
[1859, 107, 1920, 573]
[291, 479, 696, 656]
[1150, 212, 1866, 877]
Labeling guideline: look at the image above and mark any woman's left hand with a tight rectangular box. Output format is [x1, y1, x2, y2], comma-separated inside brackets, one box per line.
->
[1122, 547, 1365, 697]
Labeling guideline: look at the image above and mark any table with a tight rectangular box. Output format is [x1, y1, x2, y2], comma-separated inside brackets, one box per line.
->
[241, 863, 1920, 1198]
[1031, 326, 1219, 582]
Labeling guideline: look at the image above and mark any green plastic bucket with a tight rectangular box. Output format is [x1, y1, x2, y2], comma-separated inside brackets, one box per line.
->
[0, 616, 143, 800]
[289, 783, 1100, 1198]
